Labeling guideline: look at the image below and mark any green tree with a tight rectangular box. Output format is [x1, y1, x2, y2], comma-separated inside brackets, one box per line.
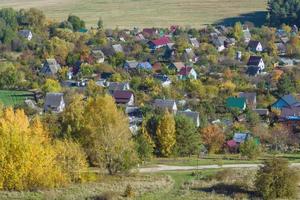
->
[135, 120, 154, 162]
[156, 110, 176, 157]
[67, 15, 85, 31]
[174, 115, 200, 156]
[239, 139, 261, 160]
[277, 73, 295, 95]
[255, 157, 299, 199]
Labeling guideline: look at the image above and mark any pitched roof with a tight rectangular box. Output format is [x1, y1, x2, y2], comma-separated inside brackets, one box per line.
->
[247, 40, 261, 49]
[226, 97, 246, 110]
[112, 44, 123, 53]
[172, 62, 186, 71]
[151, 36, 171, 46]
[280, 94, 298, 106]
[44, 93, 64, 109]
[246, 66, 260, 76]
[280, 106, 300, 120]
[177, 110, 199, 124]
[137, 62, 152, 70]
[41, 59, 61, 75]
[125, 60, 139, 69]
[152, 62, 162, 72]
[190, 38, 200, 47]
[18, 29, 32, 38]
[238, 92, 256, 105]
[233, 133, 250, 143]
[243, 29, 251, 40]
[153, 99, 176, 110]
[247, 56, 262, 66]
[143, 28, 158, 36]
[253, 108, 269, 116]
[113, 90, 134, 104]
[108, 82, 129, 91]
[153, 74, 170, 82]
[178, 67, 193, 76]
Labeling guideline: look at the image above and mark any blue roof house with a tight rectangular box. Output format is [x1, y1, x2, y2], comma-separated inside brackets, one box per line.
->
[272, 94, 299, 109]
[137, 62, 152, 70]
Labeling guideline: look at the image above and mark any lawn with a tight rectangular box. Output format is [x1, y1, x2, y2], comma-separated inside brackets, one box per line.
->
[0, 0, 267, 28]
[142, 153, 300, 167]
[0, 90, 34, 106]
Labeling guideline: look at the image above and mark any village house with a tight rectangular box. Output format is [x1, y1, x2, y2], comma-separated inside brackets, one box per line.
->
[177, 109, 200, 127]
[44, 93, 65, 113]
[148, 36, 171, 50]
[107, 82, 130, 94]
[91, 49, 105, 63]
[246, 56, 265, 76]
[40, 59, 61, 76]
[243, 27, 251, 43]
[226, 97, 246, 110]
[169, 62, 186, 72]
[189, 37, 200, 48]
[247, 40, 263, 52]
[272, 94, 299, 109]
[183, 48, 199, 63]
[238, 92, 257, 109]
[113, 90, 134, 106]
[153, 99, 177, 113]
[112, 44, 123, 53]
[177, 66, 197, 80]
[124, 60, 139, 70]
[212, 36, 226, 52]
[153, 74, 172, 87]
[18, 29, 33, 41]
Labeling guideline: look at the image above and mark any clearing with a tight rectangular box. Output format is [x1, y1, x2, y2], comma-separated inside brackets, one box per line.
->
[0, 0, 267, 28]
[0, 90, 34, 106]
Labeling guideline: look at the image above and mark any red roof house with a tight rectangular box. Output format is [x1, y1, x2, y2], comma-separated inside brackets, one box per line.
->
[148, 36, 171, 49]
[113, 90, 134, 106]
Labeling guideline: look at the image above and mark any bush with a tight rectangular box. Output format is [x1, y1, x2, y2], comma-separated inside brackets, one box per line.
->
[124, 184, 135, 198]
[215, 169, 234, 182]
[239, 139, 261, 160]
[255, 157, 299, 199]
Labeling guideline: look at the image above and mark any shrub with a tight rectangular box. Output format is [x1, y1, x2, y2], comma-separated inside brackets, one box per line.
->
[239, 139, 261, 160]
[124, 184, 135, 198]
[215, 169, 234, 182]
[255, 157, 299, 199]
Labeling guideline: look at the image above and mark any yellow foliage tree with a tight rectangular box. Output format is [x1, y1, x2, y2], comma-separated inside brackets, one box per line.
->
[156, 110, 176, 157]
[82, 95, 138, 174]
[0, 109, 67, 190]
[42, 78, 62, 93]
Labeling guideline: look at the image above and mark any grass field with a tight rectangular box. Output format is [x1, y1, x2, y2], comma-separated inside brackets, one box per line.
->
[143, 153, 300, 167]
[0, 0, 267, 28]
[0, 90, 34, 106]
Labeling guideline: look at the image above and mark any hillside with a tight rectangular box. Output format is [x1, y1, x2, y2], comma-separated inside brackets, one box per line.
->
[0, 0, 267, 28]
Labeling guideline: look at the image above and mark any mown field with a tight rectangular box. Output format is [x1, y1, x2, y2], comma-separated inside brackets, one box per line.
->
[0, 0, 267, 28]
[0, 90, 34, 106]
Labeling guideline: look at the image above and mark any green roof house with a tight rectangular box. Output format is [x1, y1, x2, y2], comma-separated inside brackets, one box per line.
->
[226, 97, 246, 110]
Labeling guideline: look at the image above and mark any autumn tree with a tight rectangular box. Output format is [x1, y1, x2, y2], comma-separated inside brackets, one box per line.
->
[255, 157, 299, 199]
[82, 95, 138, 174]
[42, 78, 62, 93]
[156, 110, 176, 157]
[233, 22, 243, 41]
[201, 124, 225, 154]
[0, 109, 65, 190]
[135, 119, 154, 162]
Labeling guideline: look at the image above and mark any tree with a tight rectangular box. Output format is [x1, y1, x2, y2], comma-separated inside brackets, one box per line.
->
[67, 15, 85, 31]
[85, 80, 104, 98]
[97, 18, 103, 29]
[156, 110, 176, 157]
[42, 78, 62, 93]
[135, 120, 154, 162]
[82, 95, 138, 174]
[201, 124, 225, 154]
[277, 73, 295, 95]
[61, 93, 85, 139]
[268, 0, 300, 26]
[0, 109, 66, 190]
[174, 115, 200, 156]
[233, 22, 243, 41]
[239, 139, 261, 160]
[255, 157, 299, 199]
